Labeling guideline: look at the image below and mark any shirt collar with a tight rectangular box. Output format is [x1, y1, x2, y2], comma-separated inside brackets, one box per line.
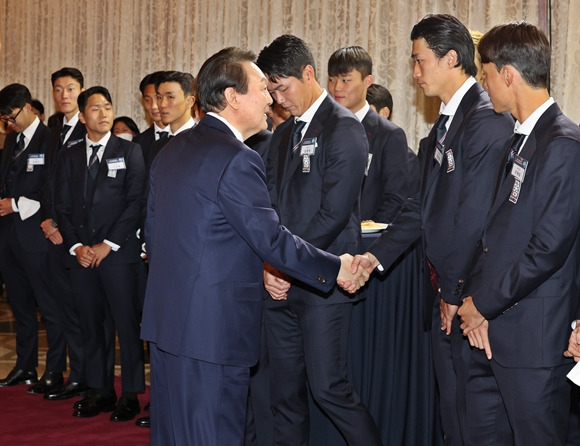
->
[354, 101, 370, 122]
[86, 131, 111, 151]
[206, 112, 244, 142]
[169, 117, 195, 137]
[63, 112, 79, 128]
[439, 77, 477, 123]
[514, 97, 555, 136]
[21, 116, 40, 146]
[153, 122, 169, 133]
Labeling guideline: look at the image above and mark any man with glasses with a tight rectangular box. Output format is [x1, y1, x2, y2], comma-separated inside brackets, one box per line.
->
[0, 83, 66, 395]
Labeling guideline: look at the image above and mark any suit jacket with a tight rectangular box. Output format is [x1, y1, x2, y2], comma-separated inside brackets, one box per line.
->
[135, 125, 155, 164]
[369, 82, 514, 309]
[43, 120, 86, 222]
[463, 103, 580, 368]
[55, 134, 146, 267]
[266, 95, 368, 305]
[360, 108, 415, 223]
[140, 115, 340, 367]
[0, 122, 51, 253]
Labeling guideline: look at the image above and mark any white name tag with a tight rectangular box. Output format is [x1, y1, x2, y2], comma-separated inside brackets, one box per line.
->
[27, 154, 45, 165]
[510, 155, 527, 183]
[300, 137, 317, 156]
[106, 157, 126, 170]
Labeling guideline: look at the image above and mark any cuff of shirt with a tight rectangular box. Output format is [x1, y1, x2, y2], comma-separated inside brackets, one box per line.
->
[104, 239, 120, 251]
[69, 243, 82, 256]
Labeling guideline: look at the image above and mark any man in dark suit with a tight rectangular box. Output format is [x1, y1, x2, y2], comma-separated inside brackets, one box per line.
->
[134, 71, 169, 162]
[140, 47, 369, 446]
[256, 35, 381, 445]
[457, 22, 580, 445]
[40, 67, 90, 401]
[56, 86, 146, 422]
[327, 45, 416, 223]
[0, 84, 66, 392]
[352, 15, 514, 445]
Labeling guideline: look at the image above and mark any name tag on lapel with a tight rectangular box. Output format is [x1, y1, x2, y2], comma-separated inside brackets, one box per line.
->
[300, 138, 317, 156]
[27, 154, 45, 171]
[107, 157, 126, 170]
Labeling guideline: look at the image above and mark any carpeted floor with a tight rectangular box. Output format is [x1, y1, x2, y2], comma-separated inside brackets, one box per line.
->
[0, 376, 151, 445]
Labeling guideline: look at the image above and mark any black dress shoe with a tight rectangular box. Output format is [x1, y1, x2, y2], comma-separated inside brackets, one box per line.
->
[45, 380, 89, 400]
[72, 390, 117, 417]
[135, 416, 150, 428]
[0, 368, 37, 387]
[27, 371, 64, 394]
[110, 396, 140, 422]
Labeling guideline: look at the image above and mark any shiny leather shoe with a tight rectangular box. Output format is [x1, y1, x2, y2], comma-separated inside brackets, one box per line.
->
[110, 396, 140, 422]
[0, 368, 37, 387]
[135, 416, 150, 428]
[45, 380, 89, 400]
[27, 371, 64, 394]
[72, 390, 117, 417]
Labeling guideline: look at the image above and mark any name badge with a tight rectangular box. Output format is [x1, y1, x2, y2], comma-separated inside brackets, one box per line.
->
[510, 155, 528, 183]
[106, 157, 126, 170]
[302, 155, 311, 173]
[27, 154, 45, 166]
[300, 137, 317, 156]
[433, 143, 443, 165]
[445, 149, 455, 173]
[509, 179, 522, 204]
[365, 153, 373, 176]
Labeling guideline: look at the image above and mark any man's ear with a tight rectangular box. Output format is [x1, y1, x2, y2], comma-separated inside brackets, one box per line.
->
[224, 87, 240, 110]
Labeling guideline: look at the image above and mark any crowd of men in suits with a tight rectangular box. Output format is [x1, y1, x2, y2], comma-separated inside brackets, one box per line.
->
[0, 12, 579, 446]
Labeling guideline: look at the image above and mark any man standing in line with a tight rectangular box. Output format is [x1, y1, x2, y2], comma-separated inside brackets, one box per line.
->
[56, 86, 146, 422]
[327, 45, 415, 223]
[0, 84, 65, 394]
[140, 47, 370, 446]
[352, 14, 514, 445]
[41, 67, 90, 401]
[256, 35, 381, 445]
[458, 22, 580, 445]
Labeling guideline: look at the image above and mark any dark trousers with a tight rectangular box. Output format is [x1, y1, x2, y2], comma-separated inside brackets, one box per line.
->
[264, 298, 381, 446]
[0, 230, 65, 372]
[47, 242, 86, 383]
[462, 348, 571, 445]
[150, 344, 250, 446]
[70, 262, 144, 393]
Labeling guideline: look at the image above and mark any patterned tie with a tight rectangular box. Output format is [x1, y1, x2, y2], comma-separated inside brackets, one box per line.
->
[434, 115, 449, 151]
[88, 144, 101, 179]
[59, 124, 72, 148]
[156, 130, 168, 140]
[290, 120, 306, 158]
[505, 133, 526, 177]
[12, 134, 25, 160]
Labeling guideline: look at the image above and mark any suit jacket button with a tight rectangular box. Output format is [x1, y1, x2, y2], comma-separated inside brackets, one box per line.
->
[483, 247, 488, 253]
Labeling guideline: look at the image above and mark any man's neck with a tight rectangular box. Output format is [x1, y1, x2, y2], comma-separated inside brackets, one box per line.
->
[439, 73, 470, 105]
[64, 109, 79, 122]
[169, 114, 192, 133]
[513, 88, 550, 124]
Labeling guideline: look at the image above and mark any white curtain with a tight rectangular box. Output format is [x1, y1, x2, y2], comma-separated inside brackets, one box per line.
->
[0, 0, 575, 150]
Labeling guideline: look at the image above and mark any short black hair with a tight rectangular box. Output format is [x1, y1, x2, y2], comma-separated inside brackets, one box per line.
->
[196, 47, 257, 113]
[31, 99, 45, 115]
[411, 14, 477, 77]
[366, 84, 393, 115]
[139, 71, 167, 95]
[256, 34, 316, 82]
[77, 86, 113, 113]
[51, 67, 84, 88]
[0, 83, 32, 115]
[113, 116, 140, 137]
[155, 71, 194, 97]
[478, 21, 550, 89]
[328, 46, 373, 78]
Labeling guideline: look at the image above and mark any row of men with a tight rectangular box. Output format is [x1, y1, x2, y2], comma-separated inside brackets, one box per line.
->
[0, 31, 416, 444]
[2, 13, 580, 446]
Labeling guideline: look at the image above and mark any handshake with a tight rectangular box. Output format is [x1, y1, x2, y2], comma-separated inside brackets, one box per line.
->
[264, 252, 380, 301]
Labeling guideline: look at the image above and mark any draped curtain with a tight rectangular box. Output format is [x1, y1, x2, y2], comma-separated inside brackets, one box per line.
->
[0, 0, 580, 149]
[0, 0, 576, 151]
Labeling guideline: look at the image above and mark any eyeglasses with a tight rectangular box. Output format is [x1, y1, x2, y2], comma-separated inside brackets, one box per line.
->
[0, 107, 23, 124]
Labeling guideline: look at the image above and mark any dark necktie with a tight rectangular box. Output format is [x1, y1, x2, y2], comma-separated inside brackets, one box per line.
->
[156, 130, 168, 140]
[60, 124, 72, 147]
[505, 133, 526, 177]
[434, 114, 449, 150]
[12, 134, 25, 160]
[88, 144, 101, 179]
[290, 120, 306, 158]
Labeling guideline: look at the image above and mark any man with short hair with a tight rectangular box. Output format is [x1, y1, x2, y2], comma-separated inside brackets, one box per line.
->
[0, 84, 65, 394]
[56, 86, 146, 422]
[328, 45, 415, 223]
[458, 22, 580, 445]
[140, 46, 369, 446]
[256, 35, 381, 445]
[41, 67, 90, 402]
[352, 14, 514, 445]
[366, 83, 394, 120]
